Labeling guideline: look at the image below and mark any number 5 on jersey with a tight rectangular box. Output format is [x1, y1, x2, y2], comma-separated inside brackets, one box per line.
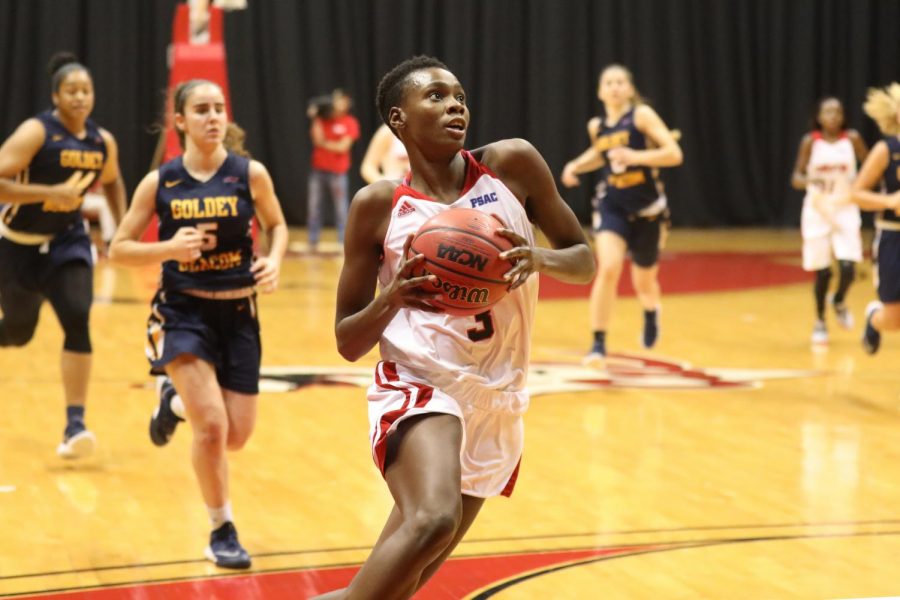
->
[197, 222, 219, 251]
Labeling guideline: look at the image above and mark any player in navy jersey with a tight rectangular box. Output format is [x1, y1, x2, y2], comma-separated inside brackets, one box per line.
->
[110, 79, 287, 569]
[0, 52, 126, 458]
[317, 56, 594, 600]
[849, 83, 900, 354]
[561, 64, 682, 369]
[790, 97, 868, 346]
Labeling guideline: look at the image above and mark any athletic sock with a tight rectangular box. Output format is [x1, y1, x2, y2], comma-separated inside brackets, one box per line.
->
[208, 502, 234, 531]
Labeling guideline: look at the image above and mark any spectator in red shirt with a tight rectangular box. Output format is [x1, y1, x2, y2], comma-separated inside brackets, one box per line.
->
[307, 89, 359, 253]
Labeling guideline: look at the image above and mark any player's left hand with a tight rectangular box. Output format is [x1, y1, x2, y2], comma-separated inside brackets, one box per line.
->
[252, 256, 281, 293]
[494, 216, 543, 290]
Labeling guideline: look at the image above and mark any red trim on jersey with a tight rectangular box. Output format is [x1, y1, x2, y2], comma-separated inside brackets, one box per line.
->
[371, 361, 435, 474]
[500, 456, 521, 497]
[391, 150, 495, 207]
[811, 130, 849, 141]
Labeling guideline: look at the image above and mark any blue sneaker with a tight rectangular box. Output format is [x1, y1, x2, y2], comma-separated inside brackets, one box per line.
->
[205, 522, 252, 569]
[862, 301, 883, 355]
[149, 377, 184, 447]
[642, 308, 659, 349]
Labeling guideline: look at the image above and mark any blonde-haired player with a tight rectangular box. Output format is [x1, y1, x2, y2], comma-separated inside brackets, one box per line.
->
[850, 83, 900, 353]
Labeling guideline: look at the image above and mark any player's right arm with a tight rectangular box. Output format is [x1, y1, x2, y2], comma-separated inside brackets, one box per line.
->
[0, 118, 81, 207]
[334, 182, 439, 362]
[790, 134, 814, 191]
[109, 171, 203, 266]
[561, 118, 606, 188]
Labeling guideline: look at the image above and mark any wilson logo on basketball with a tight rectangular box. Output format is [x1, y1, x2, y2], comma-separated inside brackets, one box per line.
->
[436, 243, 489, 271]
[423, 274, 490, 305]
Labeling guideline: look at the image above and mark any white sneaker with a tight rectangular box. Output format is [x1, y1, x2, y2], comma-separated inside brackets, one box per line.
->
[57, 429, 96, 459]
[831, 298, 854, 330]
[810, 320, 829, 346]
[581, 351, 607, 370]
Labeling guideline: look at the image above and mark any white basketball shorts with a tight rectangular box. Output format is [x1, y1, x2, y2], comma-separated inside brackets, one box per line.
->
[367, 361, 523, 498]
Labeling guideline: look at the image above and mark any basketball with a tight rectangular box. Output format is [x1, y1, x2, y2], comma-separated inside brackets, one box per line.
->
[409, 208, 515, 316]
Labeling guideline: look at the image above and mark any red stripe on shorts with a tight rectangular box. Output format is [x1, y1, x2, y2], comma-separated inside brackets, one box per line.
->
[500, 456, 522, 497]
[371, 361, 435, 474]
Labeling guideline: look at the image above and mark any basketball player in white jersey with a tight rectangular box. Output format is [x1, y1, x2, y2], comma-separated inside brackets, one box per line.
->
[320, 56, 595, 599]
[791, 97, 868, 345]
[360, 123, 411, 183]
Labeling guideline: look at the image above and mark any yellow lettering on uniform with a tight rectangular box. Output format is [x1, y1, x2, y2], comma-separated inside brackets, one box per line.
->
[178, 249, 242, 272]
[594, 131, 630, 153]
[59, 150, 103, 170]
[171, 196, 240, 220]
[609, 171, 647, 188]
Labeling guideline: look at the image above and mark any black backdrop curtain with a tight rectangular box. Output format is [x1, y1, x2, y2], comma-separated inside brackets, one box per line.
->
[0, 0, 179, 201]
[1, 0, 899, 227]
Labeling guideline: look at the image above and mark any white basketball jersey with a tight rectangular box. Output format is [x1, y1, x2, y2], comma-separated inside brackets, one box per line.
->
[803, 131, 860, 233]
[378, 150, 538, 409]
[806, 132, 857, 197]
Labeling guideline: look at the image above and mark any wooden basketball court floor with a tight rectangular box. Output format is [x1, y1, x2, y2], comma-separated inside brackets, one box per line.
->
[2, 227, 900, 599]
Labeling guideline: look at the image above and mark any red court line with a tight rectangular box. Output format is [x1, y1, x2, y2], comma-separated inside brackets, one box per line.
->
[11, 546, 654, 600]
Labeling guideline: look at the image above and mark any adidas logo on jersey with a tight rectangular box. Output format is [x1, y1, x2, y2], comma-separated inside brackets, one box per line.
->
[397, 201, 416, 217]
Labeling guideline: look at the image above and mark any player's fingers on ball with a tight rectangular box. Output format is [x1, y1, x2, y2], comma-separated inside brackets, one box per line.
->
[402, 233, 415, 254]
[407, 274, 435, 287]
[401, 252, 425, 272]
[499, 246, 525, 260]
[497, 228, 526, 245]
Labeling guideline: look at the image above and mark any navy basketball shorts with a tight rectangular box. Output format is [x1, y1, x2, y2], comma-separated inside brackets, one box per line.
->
[146, 289, 262, 394]
[875, 230, 900, 303]
[595, 201, 662, 268]
[0, 224, 92, 293]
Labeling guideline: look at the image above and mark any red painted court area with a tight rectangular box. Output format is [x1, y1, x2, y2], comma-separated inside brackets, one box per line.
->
[14, 546, 656, 600]
[539, 250, 806, 299]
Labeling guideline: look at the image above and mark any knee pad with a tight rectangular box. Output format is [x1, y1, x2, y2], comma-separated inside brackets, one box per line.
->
[838, 260, 855, 280]
[56, 304, 92, 353]
[815, 267, 832, 286]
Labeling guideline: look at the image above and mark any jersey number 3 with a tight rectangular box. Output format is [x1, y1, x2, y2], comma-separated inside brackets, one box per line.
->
[467, 311, 495, 342]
